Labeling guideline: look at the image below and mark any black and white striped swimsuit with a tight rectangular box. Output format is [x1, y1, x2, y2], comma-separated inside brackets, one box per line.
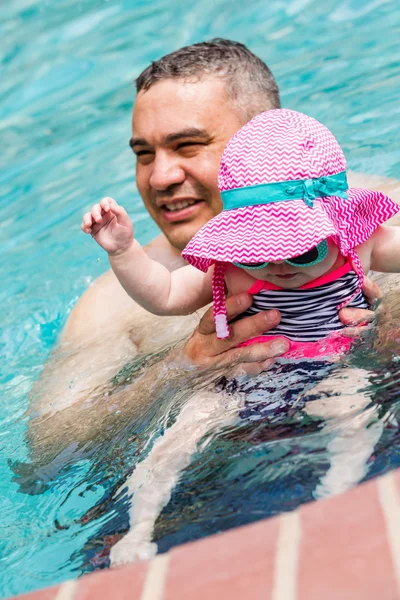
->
[239, 262, 368, 358]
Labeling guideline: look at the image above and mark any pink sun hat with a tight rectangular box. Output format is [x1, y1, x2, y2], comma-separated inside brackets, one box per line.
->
[182, 109, 399, 338]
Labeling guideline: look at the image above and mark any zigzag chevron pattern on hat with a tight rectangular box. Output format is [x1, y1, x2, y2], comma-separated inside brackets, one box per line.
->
[218, 109, 346, 191]
[183, 200, 336, 271]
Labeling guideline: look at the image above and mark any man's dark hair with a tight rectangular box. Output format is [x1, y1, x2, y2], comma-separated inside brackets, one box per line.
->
[136, 39, 280, 123]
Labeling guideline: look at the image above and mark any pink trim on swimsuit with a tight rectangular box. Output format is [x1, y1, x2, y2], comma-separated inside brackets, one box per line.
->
[239, 333, 352, 359]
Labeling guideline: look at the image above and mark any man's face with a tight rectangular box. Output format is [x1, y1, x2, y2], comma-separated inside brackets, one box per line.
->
[131, 77, 244, 250]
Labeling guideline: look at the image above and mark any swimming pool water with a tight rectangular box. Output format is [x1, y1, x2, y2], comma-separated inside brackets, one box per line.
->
[1, 0, 400, 596]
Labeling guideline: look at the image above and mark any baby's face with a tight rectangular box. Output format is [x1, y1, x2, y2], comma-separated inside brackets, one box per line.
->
[242, 238, 340, 289]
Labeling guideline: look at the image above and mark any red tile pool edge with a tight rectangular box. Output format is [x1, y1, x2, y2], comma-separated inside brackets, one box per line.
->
[11, 469, 400, 600]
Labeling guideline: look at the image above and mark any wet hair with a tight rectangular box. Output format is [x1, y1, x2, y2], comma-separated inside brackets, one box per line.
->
[136, 39, 281, 123]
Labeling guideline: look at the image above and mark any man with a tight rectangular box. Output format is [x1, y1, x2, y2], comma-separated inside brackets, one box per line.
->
[29, 39, 396, 463]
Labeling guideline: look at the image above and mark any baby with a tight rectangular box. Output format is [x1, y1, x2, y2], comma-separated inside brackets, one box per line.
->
[81, 109, 400, 563]
[82, 110, 400, 353]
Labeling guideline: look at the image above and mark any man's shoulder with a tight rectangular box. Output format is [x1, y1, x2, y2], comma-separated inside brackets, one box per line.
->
[60, 268, 135, 343]
[348, 170, 400, 205]
[61, 234, 186, 344]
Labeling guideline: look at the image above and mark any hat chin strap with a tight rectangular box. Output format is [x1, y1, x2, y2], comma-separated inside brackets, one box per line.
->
[212, 262, 230, 339]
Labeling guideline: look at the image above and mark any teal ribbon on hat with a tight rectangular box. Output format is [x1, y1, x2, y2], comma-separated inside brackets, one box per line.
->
[221, 171, 349, 210]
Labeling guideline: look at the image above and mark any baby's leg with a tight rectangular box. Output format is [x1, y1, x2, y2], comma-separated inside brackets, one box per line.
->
[303, 367, 372, 420]
[313, 405, 383, 498]
[303, 367, 382, 498]
[110, 389, 240, 566]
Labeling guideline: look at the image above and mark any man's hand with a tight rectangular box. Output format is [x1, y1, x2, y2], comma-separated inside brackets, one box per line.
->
[339, 275, 382, 335]
[81, 197, 134, 255]
[182, 292, 289, 376]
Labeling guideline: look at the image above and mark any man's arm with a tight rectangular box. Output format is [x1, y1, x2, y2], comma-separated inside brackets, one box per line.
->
[28, 271, 205, 417]
[27, 294, 288, 467]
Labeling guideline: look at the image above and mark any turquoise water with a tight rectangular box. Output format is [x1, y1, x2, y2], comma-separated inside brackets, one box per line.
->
[1, 0, 400, 596]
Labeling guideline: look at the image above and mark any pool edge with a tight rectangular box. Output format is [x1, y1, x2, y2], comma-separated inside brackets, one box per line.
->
[10, 469, 400, 600]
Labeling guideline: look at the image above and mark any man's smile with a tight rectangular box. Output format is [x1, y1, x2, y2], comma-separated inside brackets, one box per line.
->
[163, 198, 197, 211]
[158, 198, 205, 222]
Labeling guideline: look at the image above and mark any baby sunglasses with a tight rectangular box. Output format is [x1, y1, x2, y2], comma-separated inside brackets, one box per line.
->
[233, 239, 328, 270]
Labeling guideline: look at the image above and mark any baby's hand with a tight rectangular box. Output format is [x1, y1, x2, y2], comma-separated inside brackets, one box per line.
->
[81, 197, 134, 255]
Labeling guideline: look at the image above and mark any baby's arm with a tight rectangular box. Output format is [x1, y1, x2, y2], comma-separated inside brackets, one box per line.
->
[366, 226, 400, 272]
[81, 197, 213, 315]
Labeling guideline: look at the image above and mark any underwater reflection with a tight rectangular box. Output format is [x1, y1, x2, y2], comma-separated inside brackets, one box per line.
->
[71, 302, 400, 569]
